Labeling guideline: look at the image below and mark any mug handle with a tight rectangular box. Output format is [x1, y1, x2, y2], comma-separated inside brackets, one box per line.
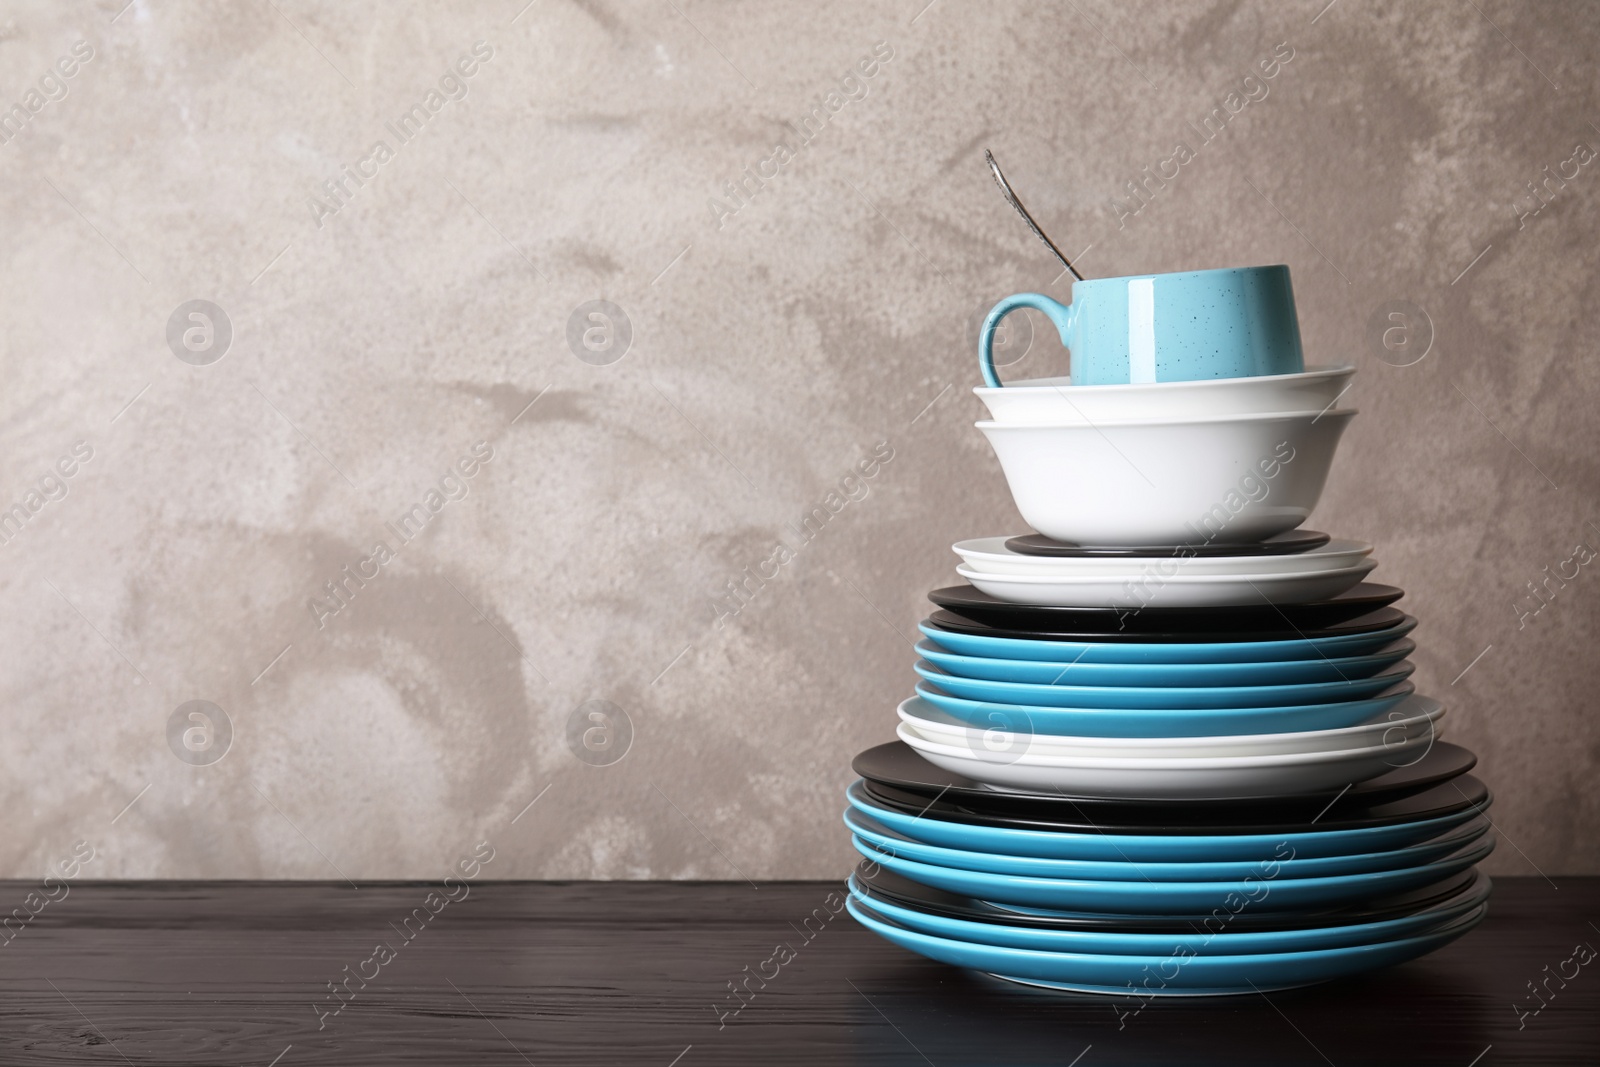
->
[979, 293, 1075, 388]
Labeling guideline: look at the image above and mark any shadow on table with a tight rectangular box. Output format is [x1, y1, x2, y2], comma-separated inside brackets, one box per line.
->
[845, 956, 1492, 1067]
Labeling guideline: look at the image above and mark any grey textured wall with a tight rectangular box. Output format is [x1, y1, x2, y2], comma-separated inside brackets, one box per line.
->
[1, 0, 1596, 881]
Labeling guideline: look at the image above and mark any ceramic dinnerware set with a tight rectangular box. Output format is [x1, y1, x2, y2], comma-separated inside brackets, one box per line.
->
[844, 266, 1493, 995]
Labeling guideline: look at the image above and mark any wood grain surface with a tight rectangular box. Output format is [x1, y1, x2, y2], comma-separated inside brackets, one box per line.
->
[0, 878, 1593, 1065]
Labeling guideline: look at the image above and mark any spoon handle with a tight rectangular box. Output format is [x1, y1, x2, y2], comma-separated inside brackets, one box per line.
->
[985, 149, 1083, 282]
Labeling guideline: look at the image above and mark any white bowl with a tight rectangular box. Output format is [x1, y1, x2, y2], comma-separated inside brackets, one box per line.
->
[977, 409, 1355, 546]
[897, 695, 1443, 759]
[952, 536, 1374, 577]
[896, 721, 1435, 799]
[975, 364, 1355, 425]
[955, 559, 1377, 608]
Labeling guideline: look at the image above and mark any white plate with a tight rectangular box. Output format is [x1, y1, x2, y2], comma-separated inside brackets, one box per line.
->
[952, 537, 1374, 578]
[896, 722, 1437, 799]
[978, 410, 1354, 546]
[956, 559, 1377, 608]
[974, 364, 1356, 425]
[897, 695, 1443, 759]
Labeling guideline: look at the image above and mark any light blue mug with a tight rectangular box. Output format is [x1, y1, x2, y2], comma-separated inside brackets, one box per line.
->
[978, 265, 1305, 388]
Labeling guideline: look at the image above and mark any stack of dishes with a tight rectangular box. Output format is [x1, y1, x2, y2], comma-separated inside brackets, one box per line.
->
[845, 741, 1491, 994]
[844, 358, 1492, 995]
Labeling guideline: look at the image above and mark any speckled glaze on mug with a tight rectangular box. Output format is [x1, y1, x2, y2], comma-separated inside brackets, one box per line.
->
[979, 265, 1305, 388]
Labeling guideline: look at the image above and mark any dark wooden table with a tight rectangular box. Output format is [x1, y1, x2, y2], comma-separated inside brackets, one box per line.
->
[1, 878, 1594, 1064]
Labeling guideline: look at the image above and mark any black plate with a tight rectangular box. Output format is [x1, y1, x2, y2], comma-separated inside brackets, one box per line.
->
[924, 607, 1414, 645]
[854, 775, 1490, 838]
[851, 740, 1480, 826]
[848, 863, 1488, 934]
[929, 583, 1404, 634]
[1005, 529, 1332, 559]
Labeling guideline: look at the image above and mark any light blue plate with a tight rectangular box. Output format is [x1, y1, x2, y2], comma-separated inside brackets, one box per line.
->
[916, 638, 1415, 687]
[844, 807, 1490, 882]
[919, 616, 1418, 664]
[916, 661, 1415, 710]
[846, 780, 1492, 861]
[848, 874, 1492, 957]
[847, 896, 1487, 995]
[852, 834, 1495, 913]
[914, 681, 1417, 737]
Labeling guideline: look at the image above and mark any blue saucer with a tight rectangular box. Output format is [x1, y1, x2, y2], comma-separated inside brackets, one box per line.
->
[851, 834, 1495, 914]
[844, 807, 1490, 882]
[915, 661, 1415, 710]
[846, 780, 1492, 861]
[846, 896, 1487, 995]
[847, 872, 1492, 956]
[913, 681, 1417, 737]
[918, 617, 1418, 664]
[915, 638, 1415, 687]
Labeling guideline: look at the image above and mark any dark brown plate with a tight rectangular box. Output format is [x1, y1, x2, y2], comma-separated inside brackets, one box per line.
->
[923, 606, 1412, 644]
[851, 740, 1481, 829]
[928, 583, 1404, 634]
[848, 863, 1488, 933]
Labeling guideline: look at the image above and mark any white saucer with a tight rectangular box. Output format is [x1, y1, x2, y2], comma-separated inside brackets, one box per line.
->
[896, 695, 1443, 760]
[895, 721, 1439, 800]
[953, 536, 1374, 577]
[956, 559, 1378, 608]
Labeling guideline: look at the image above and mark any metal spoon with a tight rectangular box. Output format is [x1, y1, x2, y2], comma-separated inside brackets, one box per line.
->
[984, 148, 1083, 282]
